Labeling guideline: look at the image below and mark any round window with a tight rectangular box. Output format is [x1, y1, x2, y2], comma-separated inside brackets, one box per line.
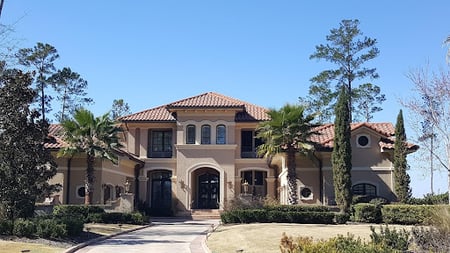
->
[300, 187, 312, 198]
[357, 135, 369, 147]
[77, 186, 86, 198]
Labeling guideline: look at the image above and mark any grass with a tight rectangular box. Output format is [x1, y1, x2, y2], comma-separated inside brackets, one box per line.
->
[207, 223, 416, 253]
[0, 241, 65, 253]
[0, 223, 144, 253]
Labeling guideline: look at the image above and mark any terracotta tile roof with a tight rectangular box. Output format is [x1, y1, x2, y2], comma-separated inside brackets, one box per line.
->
[311, 122, 418, 151]
[45, 124, 67, 149]
[119, 92, 270, 122]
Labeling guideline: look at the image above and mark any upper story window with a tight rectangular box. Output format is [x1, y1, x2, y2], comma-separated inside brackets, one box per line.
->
[186, 125, 196, 144]
[201, 125, 211, 144]
[241, 130, 263, 158]
[352, 183, 376, 196]
[148, 130, 172, 158]
[216, 125, 226, 144]
[356, 134, 371, 148]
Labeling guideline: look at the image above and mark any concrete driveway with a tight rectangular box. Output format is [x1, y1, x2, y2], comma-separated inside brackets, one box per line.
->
[73, 218, 219, 253]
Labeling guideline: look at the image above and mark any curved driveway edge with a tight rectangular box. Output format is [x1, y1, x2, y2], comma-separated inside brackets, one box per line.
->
[68, 218, 220, 253]
[64, 224, 153, 253]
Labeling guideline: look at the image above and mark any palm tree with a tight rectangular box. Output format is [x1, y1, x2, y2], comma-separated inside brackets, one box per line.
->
[256, 104, 319, 205]
[58, 109, 122, 205]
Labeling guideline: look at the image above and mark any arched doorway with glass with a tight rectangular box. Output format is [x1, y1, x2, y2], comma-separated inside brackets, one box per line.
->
[192, 168, 220, 209]
[148, 170, 172, 216]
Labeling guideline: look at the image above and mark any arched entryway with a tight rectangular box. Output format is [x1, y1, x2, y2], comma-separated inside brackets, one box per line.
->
[148, 170, 172, 216]
[192, 168, 220, 209]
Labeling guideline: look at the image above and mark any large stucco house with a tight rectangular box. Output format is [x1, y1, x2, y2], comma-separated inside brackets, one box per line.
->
[45, 92, 418, 216]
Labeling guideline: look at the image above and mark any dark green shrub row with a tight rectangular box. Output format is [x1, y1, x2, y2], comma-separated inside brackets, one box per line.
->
[221, 209, 335, 224]
[351, 204, 450, 225]
[53, 205, 105, 222]
[409, 192, 448, 205]
[88, 212, 148, 225]
[0, 216, 83, 239]
[264, 204, 330, 213]
[353, 203, 382, 223]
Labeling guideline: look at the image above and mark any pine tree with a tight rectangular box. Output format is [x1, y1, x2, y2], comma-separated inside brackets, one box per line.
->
[0, 67, 58, 220]
[332, 86, 352, 213]
[393, 110, 412, 203]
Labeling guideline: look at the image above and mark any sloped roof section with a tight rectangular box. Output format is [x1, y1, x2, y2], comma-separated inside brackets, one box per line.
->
[310, 122, 418, 152]
[119, 92, 270, 122]
[45, 124, 67, 149]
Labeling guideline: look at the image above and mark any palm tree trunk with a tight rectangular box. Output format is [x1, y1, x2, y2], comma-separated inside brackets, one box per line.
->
[85, 154, 95, 205]
[287, 148, 298, 205]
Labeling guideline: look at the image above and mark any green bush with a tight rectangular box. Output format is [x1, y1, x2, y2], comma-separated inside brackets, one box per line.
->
[35, 218, 67, 239]
[334, 213, 350, 224]
[220, 209, 335, 224]
[13, 218, 36, 238]
[53, 205, 105, 222]
[381, 204, 439, 225]
[220, 211, 240, 224]
[56, 215, 84, 236]
[0, 219, 13, 235]
[353, 203, 382, 223]
[90, 212, 148, 225]
[370, 225, 409, 251]
[409, 192, 448, 205]
[264, 205, 330, 213]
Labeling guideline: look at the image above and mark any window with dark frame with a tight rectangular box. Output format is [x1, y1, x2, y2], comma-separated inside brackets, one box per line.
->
[148, 130, 173, 158]
[216, 125, 226, 144]
[201, 125, 211, 144]
[241, 130, 263, 158]
[352, 183, 377, 196]
[186, 125, 196, 144]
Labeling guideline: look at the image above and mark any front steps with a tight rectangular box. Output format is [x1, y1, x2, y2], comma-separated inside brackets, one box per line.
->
[190, 209, 221, 220]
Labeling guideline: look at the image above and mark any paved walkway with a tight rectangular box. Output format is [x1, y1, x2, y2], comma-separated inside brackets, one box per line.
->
[73, 218, 219, 253]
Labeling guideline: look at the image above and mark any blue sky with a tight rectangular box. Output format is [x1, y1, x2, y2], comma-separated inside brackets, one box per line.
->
[3, 1, 450, 197]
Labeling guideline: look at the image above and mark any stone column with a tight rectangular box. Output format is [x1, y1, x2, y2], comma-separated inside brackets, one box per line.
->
[265, 177, 277, 199]
[138, 176, 148, 203]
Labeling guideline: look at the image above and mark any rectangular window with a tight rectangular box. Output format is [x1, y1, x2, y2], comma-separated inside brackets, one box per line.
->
[241, 130, 263, 158]
[201, 125, 211, 144]
[186, 125, 196, 144]
[216, 125, 226, 144]
[148, 130, 172, 158]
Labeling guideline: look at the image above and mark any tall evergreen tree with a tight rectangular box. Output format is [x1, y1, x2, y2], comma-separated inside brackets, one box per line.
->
[111, 98, 132, 119]
[16, 43, 59, 123]
[301, 19, 382, 123]
[332, 86, 352, 213]
[0, 67, 58, 220]
[393, 110, 412, 203]
[50, 67, 93, 122]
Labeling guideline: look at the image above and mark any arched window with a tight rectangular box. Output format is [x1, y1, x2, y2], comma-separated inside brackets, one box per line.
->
[216, 125, 226, 144]
[352, 183, 377, 196]
[186, 125, 196, 144]
[201, 125, 211, 144]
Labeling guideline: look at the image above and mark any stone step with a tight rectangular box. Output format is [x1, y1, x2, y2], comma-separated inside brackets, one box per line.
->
[190, 209, 221, 220]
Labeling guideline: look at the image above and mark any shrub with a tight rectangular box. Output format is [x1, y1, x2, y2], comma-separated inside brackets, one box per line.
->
[353, 203, 381, 223]
[369, 225, 409, 251]
[409, 192, 448, 205]
[0, 219, 13, 235]
[264, 205, 329, 213]
[380, 204, 446, 225]
[92, 212, 149, 225]
[53, 205, 105, 222]
[56, 215, 84, 236]
[334, 212, 350, 224]
[35, 218, 67, 239]
[410, 226, 450, 252]
[220, 209, 335, 224]
[13, 218, 36, 238]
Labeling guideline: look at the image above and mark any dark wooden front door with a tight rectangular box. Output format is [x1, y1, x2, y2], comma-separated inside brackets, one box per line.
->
[150, 171, 172, 216]
[198, 173, 219, 209]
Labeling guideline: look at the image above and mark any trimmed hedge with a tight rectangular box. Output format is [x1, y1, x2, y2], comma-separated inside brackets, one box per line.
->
[53, 205, 105, 222]
[264, 205, 330, 213]
[221, 209, 335, 224]
[88, 212, 148, 225]
[0, 219, 13, 235]
[35, 219, 67, 239]
[353, 203, 382, 223]
[380, 205, 446, 225]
